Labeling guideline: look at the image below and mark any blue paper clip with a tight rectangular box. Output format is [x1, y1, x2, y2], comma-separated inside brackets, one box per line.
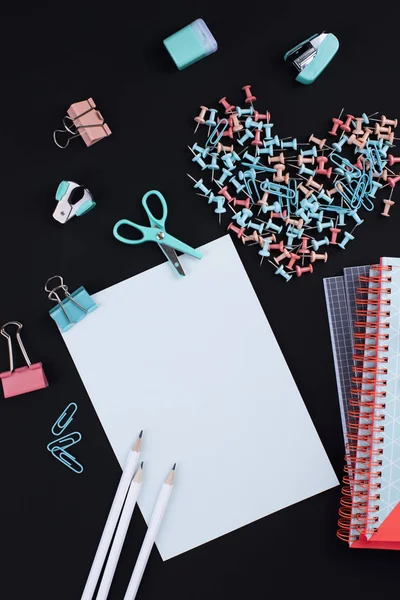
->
[207, 119, 229, 146]
[50, 446, 84, 474]
[47, 431, 82, 451]
[45, 275, 97, 332]
[51, 402, 78, 436]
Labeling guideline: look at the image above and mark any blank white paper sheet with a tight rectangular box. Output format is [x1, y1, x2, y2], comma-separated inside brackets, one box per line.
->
[61, 235, 338, 560]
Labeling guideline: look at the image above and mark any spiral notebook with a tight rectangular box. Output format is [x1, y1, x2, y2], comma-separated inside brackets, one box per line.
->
[337, 257, 400, 549]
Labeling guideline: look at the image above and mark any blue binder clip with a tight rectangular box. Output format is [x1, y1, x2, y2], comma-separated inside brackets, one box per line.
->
[53, 181, 96, 224]
[45, 275, 97, 332]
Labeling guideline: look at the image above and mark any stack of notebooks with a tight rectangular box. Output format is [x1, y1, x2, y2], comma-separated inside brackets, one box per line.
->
[325, 258, 400, 549]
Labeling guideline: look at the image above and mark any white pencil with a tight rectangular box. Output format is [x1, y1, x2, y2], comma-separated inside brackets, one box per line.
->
[81, 431, 143, 600]
[123, 464, 176, 600]
[95, 464, 144, 600]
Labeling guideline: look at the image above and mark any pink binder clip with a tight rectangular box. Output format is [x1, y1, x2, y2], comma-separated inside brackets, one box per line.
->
[0, 322, 48, 398]
[53, 97, 112, 148]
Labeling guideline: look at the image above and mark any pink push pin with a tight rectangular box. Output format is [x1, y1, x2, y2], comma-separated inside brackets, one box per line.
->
[359, 128, 372, 144]
[388, 175, 400, 189]
[311, 251, 328, 262]
[316, 156, 329, 174]
[381, 115, 398, 128]
[217, 142, 234, 153]
[0, 321, 48, 398]
[219, 97, 235, 114]
[233, 197, 251, 209]
[329, 116, 344, 136]
[340, 114, 355, 133]
[268, 152, 285, 164]
[273, 164, 286, 183]
[251, 129, 263, 147]
[254, 111, 268, 122]
[329, 227, 341, 245]
[194, 106, 208, 126]
[387, 154, 400, 167]
[375, 123, 391, 135]
[297, 155, 315, 166]
[381, 199, 395, 216]
[286, 252, 301, 271]
[222, 127, 234, 139]
[242, 85, 257, 104]
[231, 114, 243, 132]
[286, 217, 304, 230]
[271, 209, 287, 219]
[354, 157, 364, 170]
[352, 118, 364, 136]
[275, 248, 291, 264]
[269, 240, 284, 252]
[309, 134, 327, 149]
[296, 264, 314, 277]
[306, 177, 323, 191]
[298, 183, 314, 199]
[242, 231, 260, 244]
[298, 237, 310, 255]
[227, 223, 245, 238]
[257, 192, 269, 209]
[218, 186, 234, 203]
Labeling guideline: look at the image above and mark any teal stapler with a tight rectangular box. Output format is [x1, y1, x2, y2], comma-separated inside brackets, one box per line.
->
[284, 32, 339, 85]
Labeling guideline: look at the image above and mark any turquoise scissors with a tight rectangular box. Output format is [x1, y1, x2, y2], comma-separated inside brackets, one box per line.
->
[113, 190, 203, 277]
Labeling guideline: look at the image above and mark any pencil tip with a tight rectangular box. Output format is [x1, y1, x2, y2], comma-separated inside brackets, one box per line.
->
[141, 461, 144, 468]
[139, 430, 143, 438]
[172, 463, 176, 470]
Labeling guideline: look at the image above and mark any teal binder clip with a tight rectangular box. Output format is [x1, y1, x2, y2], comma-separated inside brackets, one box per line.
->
[284, 32, 339, 85]
[45, 275, 97, 332]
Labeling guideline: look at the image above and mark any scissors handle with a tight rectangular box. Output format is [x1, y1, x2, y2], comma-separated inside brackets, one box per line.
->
[113, 219, 154, 245]
[142, 190, 168, 230]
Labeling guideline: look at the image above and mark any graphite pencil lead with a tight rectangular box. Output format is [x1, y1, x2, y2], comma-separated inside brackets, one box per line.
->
[172, 463, 176, 470]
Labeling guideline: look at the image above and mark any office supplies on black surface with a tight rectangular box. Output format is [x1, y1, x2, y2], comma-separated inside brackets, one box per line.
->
[333, 258, 400, 549]
[163, 19, 217, 70]
[59, 235, 337, 560]
[0, 321, 48, 398]
[53, 181, 96, 224]
[188, 86, 399, 282]
[80, 432, 143, 600]
[96, 464, 143, 600]
[53, 98, 111, 148]
[123, 465, 175, 600]
[48, 402, 83, 472]
[113, 189, 202, 277]
[284, 32, 339, 84]
[45, 275, 97, 332]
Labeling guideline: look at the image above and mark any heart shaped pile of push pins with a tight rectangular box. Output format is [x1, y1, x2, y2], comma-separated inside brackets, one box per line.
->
[187, 85, 399, 281]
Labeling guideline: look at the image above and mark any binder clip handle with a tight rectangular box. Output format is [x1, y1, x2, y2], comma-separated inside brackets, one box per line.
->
[0, 321, 32, 372]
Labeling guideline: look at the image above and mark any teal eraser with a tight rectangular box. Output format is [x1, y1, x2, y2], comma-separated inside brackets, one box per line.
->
[163, 18, 218, 70]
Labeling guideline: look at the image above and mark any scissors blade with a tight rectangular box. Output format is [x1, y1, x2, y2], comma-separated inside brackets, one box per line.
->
[158, 231, 203, 260]
[158, 243, 186, 276]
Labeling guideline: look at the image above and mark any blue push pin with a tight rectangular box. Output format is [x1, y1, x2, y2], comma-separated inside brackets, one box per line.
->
[311, 237, 329, 251]
[295, 208, 312, 225]
[332, 135, 349, 153]
[46, 276, 97, 333]
[208, 153, 220, 171]
[258, 241, 270, 258]
[301, 146, 318, 158]
[248, 221, 264, 234]
[236, 106, 254, 118]
[243, 152, 260, 165]
[281, 138, 297, 151]
[245, 116, 263, 130]
[193, 178, 211, 196]
[348, 210, 364, 225]
[221, 153, 234, 170]
[192, 153, 207, 170]
[230, 176, 245, 194]
[316, 219, 334, 233]
[317, 190, 333, 204]
[192, 143, 210, 158]
[369, 180, 383, 198]
[263, 123, 274, 140]
[299, 164, 316, 177]
[205, 108, 218, 127]
[237, 129, 255, 146]
[286, 232, 296, 248]
[275, 264, 292, 282]
[266, 219, 283, 234]
[338, 231, 355, 250]
[216, 168, 233, 186]
[258, 145, 273, 156]
[337, 211, 347, 226]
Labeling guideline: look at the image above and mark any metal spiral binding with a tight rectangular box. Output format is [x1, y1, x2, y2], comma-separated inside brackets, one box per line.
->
[337, 264, 392, 543]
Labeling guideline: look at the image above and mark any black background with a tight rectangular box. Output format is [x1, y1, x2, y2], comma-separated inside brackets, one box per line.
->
[2, 2, 400, 599]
